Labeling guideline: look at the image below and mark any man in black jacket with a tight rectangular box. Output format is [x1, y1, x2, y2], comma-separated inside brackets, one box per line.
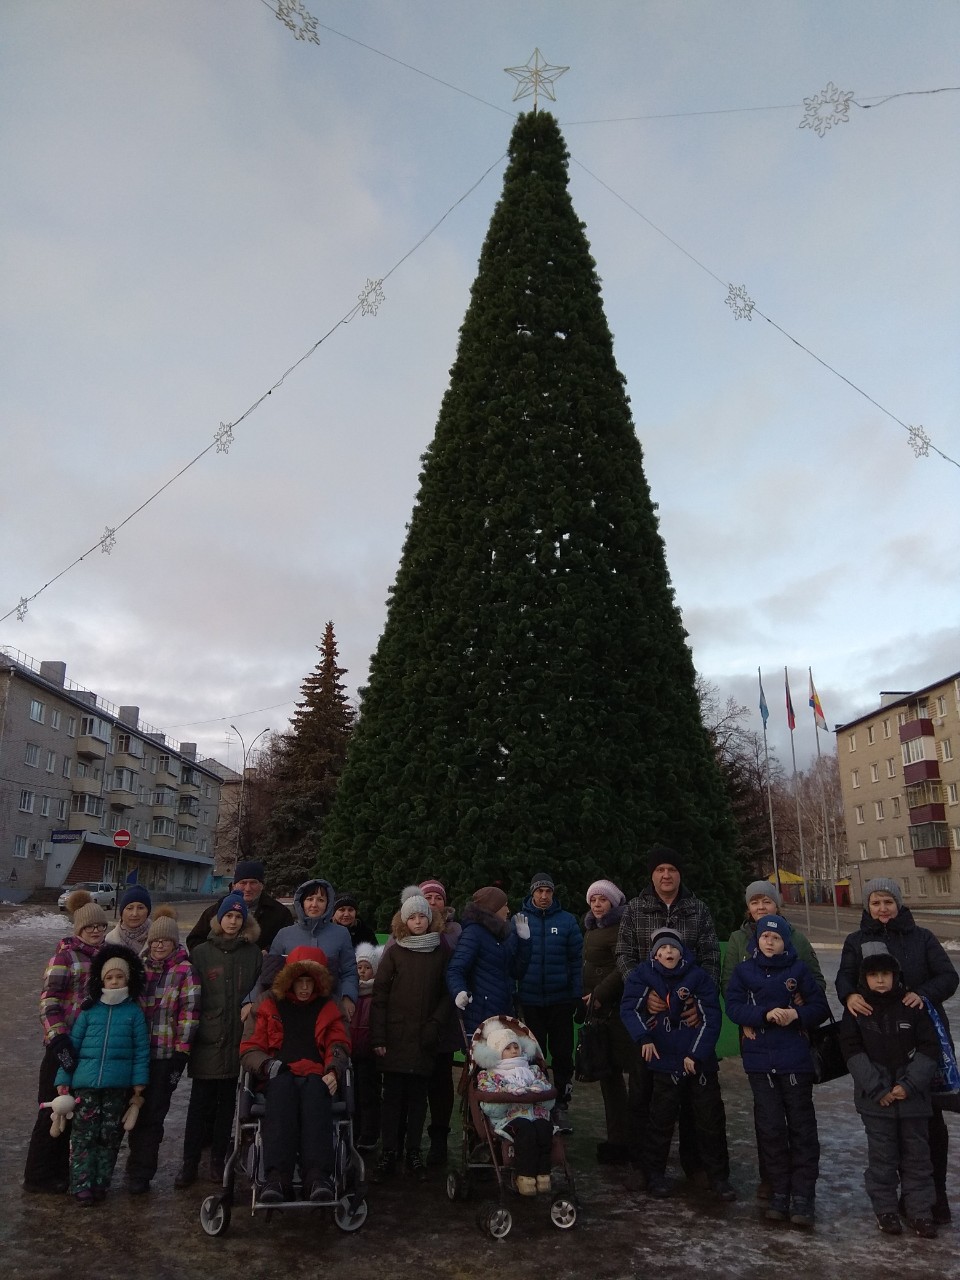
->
[187, 860, 293, 953]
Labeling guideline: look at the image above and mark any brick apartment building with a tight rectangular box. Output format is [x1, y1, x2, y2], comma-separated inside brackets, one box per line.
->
[0, 650, 223, 898]
[836, 671, 960, 910]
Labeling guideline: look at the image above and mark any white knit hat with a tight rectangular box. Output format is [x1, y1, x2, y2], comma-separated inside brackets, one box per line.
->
[486, 1022, 523, 1059]
[355, 942, 383, 972]
[400, 892, 431, 923]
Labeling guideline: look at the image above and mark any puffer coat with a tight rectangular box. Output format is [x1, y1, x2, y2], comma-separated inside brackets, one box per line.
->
[189, 915, 262, 1079]
[724, 946, 829, 1075]
[446, 904, 531, 1038]
[517, 894, 583, 1007]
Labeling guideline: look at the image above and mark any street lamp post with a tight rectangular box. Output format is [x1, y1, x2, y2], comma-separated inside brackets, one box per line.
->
[229, 725, 270, 871]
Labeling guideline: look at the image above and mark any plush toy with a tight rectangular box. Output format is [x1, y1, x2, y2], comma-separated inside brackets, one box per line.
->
[122, 1093, 146, 1132]
[42, 1093, 76, 1137]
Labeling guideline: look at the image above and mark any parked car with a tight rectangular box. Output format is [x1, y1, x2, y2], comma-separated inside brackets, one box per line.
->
[57, 881, 116, 912]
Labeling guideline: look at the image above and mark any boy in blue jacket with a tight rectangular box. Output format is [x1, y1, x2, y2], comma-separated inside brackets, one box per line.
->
[724, 913, 828, 1228]
[54, 945, 150, 1205]
[620, 926, 734, 1200]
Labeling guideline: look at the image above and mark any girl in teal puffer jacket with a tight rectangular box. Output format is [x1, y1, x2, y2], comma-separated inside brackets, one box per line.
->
[54, 945, 150, 1205]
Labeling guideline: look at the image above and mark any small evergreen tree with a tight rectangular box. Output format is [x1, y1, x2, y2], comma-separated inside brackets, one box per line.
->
[262, 622, 355, 893]
[321, 111, 741, 931]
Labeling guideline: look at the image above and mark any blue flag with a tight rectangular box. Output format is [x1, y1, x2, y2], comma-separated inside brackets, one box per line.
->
[758, 670, 769, 727]
[125, 868, 138, 885]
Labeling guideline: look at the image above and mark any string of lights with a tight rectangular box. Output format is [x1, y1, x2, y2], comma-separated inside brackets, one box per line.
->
[570, 156, 958, 470]
[0, 152, 506, 628]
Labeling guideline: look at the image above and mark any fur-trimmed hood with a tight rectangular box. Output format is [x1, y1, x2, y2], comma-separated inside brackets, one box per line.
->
[460, 901, 509, 939]
[84, 943, 146, 1004]
[209, 913, 261, 945]
[471, 1015, 542, 1069]
[390, 906, 447, 942]
[271, 944, 334, 1001]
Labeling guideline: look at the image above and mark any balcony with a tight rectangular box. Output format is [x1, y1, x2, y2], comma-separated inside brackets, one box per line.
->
[908, 803, 946, 825]
[904, 759, 941, 786]
[107, 787, 137, 810]
[69, 810, 104, 834]
[176, 809, 198, 828]
[76, 735, 107, 760]
[899, 718, 935, 743]
[113, 750, 142, 772]
[71, 776, 102, 798]
[913, 847, 951, 871]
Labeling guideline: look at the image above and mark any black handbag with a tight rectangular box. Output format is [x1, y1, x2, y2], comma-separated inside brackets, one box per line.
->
[574, 998, 612, 1082]
[809, 1013, 848, 1085]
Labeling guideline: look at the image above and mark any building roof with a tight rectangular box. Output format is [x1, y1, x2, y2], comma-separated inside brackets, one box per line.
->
[834, 669, 960, 733]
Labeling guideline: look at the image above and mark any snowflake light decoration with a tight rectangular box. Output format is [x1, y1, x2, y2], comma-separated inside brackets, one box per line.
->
[214, 422, 234, 454]
[907, 424, 931, 458]
[799, 82, 854, 137]
[359, 278, 385, 316]
[16, 597, 28, 622]
[100, 526, 117, 555]
[725, 283, 755, 321]
[276, 1, 320, 45]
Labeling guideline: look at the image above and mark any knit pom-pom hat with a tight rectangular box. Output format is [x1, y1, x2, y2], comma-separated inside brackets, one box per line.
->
[147, 904, 180, 943]
[355, 942, 384, 972]
[66, 890, 108, 932]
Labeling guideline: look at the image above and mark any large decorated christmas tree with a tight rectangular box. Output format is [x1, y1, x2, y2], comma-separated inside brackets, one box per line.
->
[321, 109, 741, 930]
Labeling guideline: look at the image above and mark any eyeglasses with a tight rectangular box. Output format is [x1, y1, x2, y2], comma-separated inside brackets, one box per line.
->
[82, 924, 108, 933]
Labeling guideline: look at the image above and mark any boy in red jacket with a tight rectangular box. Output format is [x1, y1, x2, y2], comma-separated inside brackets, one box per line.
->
[240, 945, 350, 1203]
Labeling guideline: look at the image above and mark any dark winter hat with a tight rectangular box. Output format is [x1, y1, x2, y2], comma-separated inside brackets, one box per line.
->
[647, 844, 684, 877]
[147, 904, 180, 944]
[860, 943, 900, 978]
[863, 877, 903, 909]
[119, 884, 152, 913]
[745, 879, 782, 908]
[529, 872, 555, 894]
[755, 914, 792, 945]
[650, 926, 684, 955]
[217, 894, 248, 924]
[473, 886, 508, 915]
[334, 893, 359, 912]
[233, 860, 266, 884]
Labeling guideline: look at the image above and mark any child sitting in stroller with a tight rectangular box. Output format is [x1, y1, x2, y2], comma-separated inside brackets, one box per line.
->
[240, 945, 350, 1203]
[474, 1020, 555, 1196]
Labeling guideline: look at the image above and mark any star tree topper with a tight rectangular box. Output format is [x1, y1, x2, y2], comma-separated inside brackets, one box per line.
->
[505, 49, 569, 109]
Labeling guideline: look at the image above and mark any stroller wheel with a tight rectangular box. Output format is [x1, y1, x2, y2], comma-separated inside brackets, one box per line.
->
[549, 1196, 578, 1230]
[334, 1198, 368, 1232]
[477, 1200, 512, 1239]
[199, 1194, 232, 1237]
[446, 1171, 469, 1202]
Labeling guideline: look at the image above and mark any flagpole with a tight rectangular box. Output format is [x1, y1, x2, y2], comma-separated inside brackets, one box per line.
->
[758, 670, 780, 893]
[810, 667, 840, 936]
[786, 668, 811, 933]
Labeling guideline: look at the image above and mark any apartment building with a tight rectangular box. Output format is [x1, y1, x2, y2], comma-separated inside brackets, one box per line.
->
[836, 671, 960, 910]
[0, 650, 221, 896]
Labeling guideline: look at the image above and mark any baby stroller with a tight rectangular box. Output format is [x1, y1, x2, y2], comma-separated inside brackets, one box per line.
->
[445, 1015, 578, 1238]
[198, 1063, 368, 1236]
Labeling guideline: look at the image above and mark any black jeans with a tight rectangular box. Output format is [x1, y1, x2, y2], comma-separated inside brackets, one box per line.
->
[521, 1001, 578, 1101]
[749, 1071, 820, 1200]
[507, 1118, 553, 1177]
[645, 1069, 729, 1183]
[23, 1045, 71, 1191]
[262, 1072, 335, 1182]
[126, 1058, 183, 1182]
[182, 1077, 236, 1166]
[380, 1072, 429, 1155]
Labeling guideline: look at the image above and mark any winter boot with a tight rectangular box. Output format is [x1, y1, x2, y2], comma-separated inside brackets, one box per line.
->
[789, 1196, 815, 1227]
[711, 1178, 737, 1202]
[372, 1151, 396, 1184]
[876, 1212, 902, 1235]
[909, 1217, 937, 1239]
[647, 1173, 671, 1199]
[536, 1174, 552, 1193]
[932, 1194, 952, 1225]
[174, 1161, 198, 1190]
[426, 1126, 449, 1167]
[405, 1149, 428, 1183]
[765, 1193, 790, 1222]
[516, 1175, 537, 1196]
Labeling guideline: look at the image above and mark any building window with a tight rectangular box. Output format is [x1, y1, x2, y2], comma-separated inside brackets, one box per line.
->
[198, 835, 208, 853]
[917, 876, 928, 898]
[45, 750, 55, 773]
[112, 733, 143, 760]
[892, 796, 901, 818]
[149, 757, 157, 774]
[882, 718, 891, 739]
[24, 744, 40, 768]
[902, 876, 911, 896]
[851, 770, 860, 789]
[40, 796, 51, 817]
[70, 794, 104, 818]
[898, 711, 908, 726]
[19, 790, 35, 813]
[902, 738, 927, 765]
[937, 695, 948, 718]
[867, 725, 875, 744]
[109, 812, 122, 833]
[66, 716, 76, 737]
[29, 699, 45, 723]
[133, 820, 141, 836]
[942, 739, 954, 762]
[878, 838, 888, 858]
[857, 841, 868, 860]
[935, 873, 950, 895]
[855, 805, 864, 825]
[157, 754, 172, 774]
[886, 758, 896, 779]
[870, 763, 880, 783]
[57, 799, 67, 820]
[176, 826, 197, 844]
[895, 834, 906, 856]
[111, 767, 137, 794]
[50, 709, 61, 730]
[14, 836, 28, 859]
[62, 757, 71, 779]
[152, 817, 175, 838]
[948, 783, 959, 806]
[848, 733, 857, 752]
[874, 801, 884, 821]
[80, 716, 111, 743]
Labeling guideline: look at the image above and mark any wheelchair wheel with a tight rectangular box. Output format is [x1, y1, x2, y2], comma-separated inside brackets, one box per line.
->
[334, 1198, 368, 1232]
[477, 1199, 512, 1239]
[549, 1196, 577, 1229]
[199, 1194, 232, 1237]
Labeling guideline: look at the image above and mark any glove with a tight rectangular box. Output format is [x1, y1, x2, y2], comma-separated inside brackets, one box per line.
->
[167, 1051, 189, 1088]
[513, 912, 530, 940]
[42, 1094, 75, 1137]
[455, 991, 472, 1011]
[50, 1033, 77, 1074]
[265, 1058, 288, 1080]
[122, 1094, 145, 1132]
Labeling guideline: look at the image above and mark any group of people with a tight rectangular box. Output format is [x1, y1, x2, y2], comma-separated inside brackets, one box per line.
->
[21, 848, 958, 1241]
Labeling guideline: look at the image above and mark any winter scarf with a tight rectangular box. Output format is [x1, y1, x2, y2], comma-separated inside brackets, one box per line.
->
[106, 919, 151, 952]
[493, 1055, 538, 1087]
[397, 931, 442, 953]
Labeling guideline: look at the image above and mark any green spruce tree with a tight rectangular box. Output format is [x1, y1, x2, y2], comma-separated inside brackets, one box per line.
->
[261, 621, 355, 894]
[321, 111, 740, 931]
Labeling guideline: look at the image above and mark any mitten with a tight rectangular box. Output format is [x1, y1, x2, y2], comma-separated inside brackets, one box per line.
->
[50, 1033, 77, 1074]
[265, 1058, 288, 1080]
[42, 1094, 75, 1137]
[513, 913, 530, 940]
[122, 1094, 145, 1132]
[167, 1051, 189, 1088]
[454, 991, 472, 1011]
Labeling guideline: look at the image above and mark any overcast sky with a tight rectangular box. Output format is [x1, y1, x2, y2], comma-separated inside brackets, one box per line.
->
[2, 1, 957, 777]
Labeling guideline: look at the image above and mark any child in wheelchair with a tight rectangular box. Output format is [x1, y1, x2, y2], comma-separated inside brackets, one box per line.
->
[240, 945, 350, 1203]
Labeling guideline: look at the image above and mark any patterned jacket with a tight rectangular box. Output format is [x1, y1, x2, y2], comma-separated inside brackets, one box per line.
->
[615, 885, 720, 987]
[140, 943, 201, 1059]
[476, 1060, 555, 1132]
[39, 935, 102, 1044]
